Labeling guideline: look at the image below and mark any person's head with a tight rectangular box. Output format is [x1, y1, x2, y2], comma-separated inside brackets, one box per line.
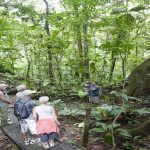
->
[39, 96, 49, 104]
[16, 84, 26, 91]
[0, 84, 8, 91]
[23, 90, 36, 99]
[83, 82, 90, 92]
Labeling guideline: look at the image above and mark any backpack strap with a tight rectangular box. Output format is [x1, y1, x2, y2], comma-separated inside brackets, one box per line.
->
[24, 100, 32, 115]
[19, 100, 32, 117]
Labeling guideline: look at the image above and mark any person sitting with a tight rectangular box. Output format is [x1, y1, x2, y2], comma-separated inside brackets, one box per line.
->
[33, 96, 60, 149]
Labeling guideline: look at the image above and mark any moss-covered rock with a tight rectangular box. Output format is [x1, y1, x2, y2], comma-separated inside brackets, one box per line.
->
[126, 57, 150, 97]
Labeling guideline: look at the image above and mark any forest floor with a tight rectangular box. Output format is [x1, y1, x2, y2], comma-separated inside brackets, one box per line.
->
[58, 118, 111, 150]
[0, 129, 19, 150]
[57, 98, 150, 150]
[0, 97, 149, 150]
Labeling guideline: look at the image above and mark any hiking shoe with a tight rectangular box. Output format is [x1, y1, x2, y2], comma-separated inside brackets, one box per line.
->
[7, 119, 13, 124]
[50, 143, 54, 147]
[49, 141, 55, 147]
[24, 139, 30, 145]
[36, 138, 41, 143]
[30, 138, 38, 144]
[43, 144, 49, 149]
[7, 121, 13, 124]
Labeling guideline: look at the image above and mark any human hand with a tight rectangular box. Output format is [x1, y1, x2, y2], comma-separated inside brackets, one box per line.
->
[8, 101, 12, 104]
[56, 120, 60, 126]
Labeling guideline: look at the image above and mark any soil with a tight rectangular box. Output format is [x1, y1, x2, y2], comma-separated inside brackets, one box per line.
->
[57, 100, 150, 150]
[0, 98, 149, 150]
[0, 129, 19, 150]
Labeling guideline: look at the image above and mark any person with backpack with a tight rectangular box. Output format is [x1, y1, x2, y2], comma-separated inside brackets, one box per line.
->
[83, 82, 102, 104]
[14, 89, 38, 145]
[0, 84, 12, 125]
[33, 96, 60, 149]
[15, 84, 27, 101]
[89, 82, 101, 104]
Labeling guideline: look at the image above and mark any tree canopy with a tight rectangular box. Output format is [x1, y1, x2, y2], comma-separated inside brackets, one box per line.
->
[0, 0, 149, 93]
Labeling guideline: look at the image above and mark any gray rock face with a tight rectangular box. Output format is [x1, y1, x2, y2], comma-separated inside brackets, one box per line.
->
[126, 57, 150, 97]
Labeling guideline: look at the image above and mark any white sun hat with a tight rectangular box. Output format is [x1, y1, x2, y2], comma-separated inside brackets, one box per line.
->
[0, 84, 8, 89]
[16, 84, 26, 91]
[23, 90, 36, 96]
[39, 96, 49, 103]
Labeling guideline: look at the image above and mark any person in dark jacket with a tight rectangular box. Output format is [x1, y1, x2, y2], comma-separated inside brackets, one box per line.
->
[89, 82, 100, 104]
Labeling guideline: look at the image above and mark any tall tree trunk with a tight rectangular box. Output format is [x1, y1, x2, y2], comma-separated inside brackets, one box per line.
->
[43, 0, 53, 79]
[83, 23, 90, 80]
[74, 5, 84, 81]
[121, 56, 126, 79]
[11, 58, 15, 74]
[31, 55, 34, 80]
[25, 49, 30, 81]
[135, 43, 138, 66]
[101, 52, 107, 81]
[109, 53, 116, 82]
[82, 3, 90, 149]
[83, 103, 91, 149]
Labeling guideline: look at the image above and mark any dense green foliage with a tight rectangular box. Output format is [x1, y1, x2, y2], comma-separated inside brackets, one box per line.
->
[0, 1, 150, 149]
[0, 0, 149, 93]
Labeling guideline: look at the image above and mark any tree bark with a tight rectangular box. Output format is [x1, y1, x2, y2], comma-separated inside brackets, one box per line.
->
[25, 49, 30, 81]
[83, 103, 91, 149]
[83, 23, 90, 80]
[82, 2, 90, 149]
[109, 52, 116, 82]
[74, 5, 84, 81]
[43, 0, 53, 79]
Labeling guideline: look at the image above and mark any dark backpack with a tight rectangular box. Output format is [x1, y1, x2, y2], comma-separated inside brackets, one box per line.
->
[14, 100, 31, 120]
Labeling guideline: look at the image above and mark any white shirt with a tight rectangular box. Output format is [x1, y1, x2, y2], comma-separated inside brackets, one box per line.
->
[35, 105, 53, 119]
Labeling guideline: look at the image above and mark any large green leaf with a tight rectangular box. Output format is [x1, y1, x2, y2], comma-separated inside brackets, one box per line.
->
[78, 90, 87, 98]
[130, 6, 145, 12]
[136, 108, 150, 115]
[104, 133, 113, 144]
[112, 8, 127, 14]
[116, 128, 132, 138]
[91, 127, 106, 133]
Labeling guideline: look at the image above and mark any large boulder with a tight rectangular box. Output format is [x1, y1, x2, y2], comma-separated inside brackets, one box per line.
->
[126, 57, 150, 97]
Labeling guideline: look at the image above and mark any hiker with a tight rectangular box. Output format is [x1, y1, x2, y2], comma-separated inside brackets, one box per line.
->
[89, 82, 101, 104]
[15, 84, 27, 101]
[0, 84, 12, 125]
[33, 96, 60, 149]
[83, 82, 101, 104]
[16, 90, 38, 145]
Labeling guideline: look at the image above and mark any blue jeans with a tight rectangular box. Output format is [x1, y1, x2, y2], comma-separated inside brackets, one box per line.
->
[39, 132, 58, 142]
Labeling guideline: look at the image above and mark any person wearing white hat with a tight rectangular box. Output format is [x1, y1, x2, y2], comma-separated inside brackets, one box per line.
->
[15, 84, 27, 101]
[0, 84, 12, 125]
[17, 89, 38, 145]
[33, 96, 60, 149]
